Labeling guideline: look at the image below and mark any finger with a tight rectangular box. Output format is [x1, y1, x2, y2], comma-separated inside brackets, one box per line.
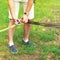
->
[20, 18, 24, 23]
[24, 20, 28, 23]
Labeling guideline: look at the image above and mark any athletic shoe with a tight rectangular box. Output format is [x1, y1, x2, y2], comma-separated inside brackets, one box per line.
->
[22, 40, 33, 45]
[9, 45, 18, 54]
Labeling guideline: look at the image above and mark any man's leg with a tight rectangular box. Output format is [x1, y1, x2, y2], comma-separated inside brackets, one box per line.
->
[8, 19, 19, 54]
[8, 1, 20, 54]
[23, 21, 33, 44]
[8, 20, 15, 45]
[23, 23, 31, 40]
[8, 20, 18, 54]
[23, 3, 34, 44]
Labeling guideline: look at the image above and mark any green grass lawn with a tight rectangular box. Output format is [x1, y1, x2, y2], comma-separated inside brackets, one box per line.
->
[0, 0, 60, 60]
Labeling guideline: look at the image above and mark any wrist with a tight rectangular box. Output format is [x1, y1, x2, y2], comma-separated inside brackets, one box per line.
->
[12, 16, 17, 20]
[24, 12, 29, 16]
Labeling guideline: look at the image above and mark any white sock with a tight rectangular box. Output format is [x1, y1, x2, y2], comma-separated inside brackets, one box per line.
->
[23, 39, 29, 43]
[9, 42, 14, 46]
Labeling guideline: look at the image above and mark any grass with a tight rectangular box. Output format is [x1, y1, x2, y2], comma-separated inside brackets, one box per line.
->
[0, 0, 60, 60]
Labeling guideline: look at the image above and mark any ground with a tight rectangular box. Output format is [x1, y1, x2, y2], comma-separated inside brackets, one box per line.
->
[0, 0, 60, 60]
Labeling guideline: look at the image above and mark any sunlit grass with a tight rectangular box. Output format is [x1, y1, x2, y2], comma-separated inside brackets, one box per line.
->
[0, 0, 60, 60]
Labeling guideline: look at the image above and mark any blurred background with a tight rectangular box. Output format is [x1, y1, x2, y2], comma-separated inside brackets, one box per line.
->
[0, 0, 60, 60]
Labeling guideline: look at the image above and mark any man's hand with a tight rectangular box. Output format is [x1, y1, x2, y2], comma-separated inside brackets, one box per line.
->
[14, 19, 21, 25]
[21, 14, 28, 23]
[20, 0, 34, 23]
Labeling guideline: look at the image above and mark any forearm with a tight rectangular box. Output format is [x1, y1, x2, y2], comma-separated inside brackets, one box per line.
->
[25, 0, 34, 14]
[8, 0, 15, 19]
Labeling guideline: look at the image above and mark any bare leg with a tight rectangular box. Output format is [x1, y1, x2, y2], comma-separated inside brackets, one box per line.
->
[8, 19, 18, 54]
[23, 23, 31, 40]
[8, 19, 16, 43]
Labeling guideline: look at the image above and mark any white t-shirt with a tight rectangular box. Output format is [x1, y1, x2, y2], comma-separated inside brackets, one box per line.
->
[14, 0, 28, 2]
